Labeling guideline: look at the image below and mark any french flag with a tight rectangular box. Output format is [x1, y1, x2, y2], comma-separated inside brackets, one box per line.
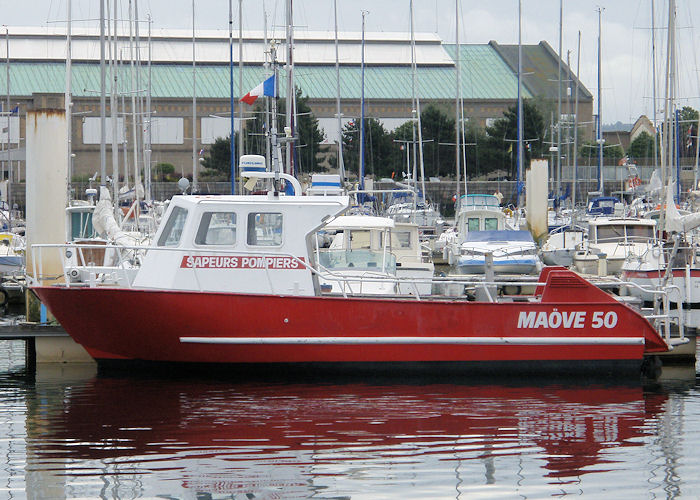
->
[240, 75, 276, 105]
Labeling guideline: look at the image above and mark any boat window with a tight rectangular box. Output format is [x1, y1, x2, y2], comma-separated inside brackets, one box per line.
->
[247, 212, 283, 246]
[70, 211, 97, 240]
[627, 225, 654, 240]
[318, 249, 397, 273]
[484, 218, 499, 231]
[393, 231, 412, 249]
[468, 218, 480, 232]
[195, 212, 237, 246]
[596, 225, 625, 242]
[157, 206, 188, 247]
[348, 230, 371, 250]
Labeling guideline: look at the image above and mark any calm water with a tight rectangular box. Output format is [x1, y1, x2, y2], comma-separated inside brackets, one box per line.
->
[1, 341, 700, 499]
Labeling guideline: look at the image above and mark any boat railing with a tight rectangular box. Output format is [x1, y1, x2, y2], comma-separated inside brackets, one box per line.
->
[611, 278, 685, 347]
[30, 242, 547, 301]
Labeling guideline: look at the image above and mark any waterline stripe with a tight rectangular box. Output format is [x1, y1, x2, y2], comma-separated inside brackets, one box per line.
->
[180, 336, 644, 345]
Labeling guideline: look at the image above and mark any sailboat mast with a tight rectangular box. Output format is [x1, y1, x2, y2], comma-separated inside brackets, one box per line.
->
[229, 0, 236, 193]
[285, 0, 295, 176]
[99, 0, 107, 189]
[572, 31, 581, 218]
[454, 0, 461, 201]
[110, 0, 120, 202]
[334, 0, 345, 181]
[238, 0, 244, 162]
[651, 0, 659, 168]
[556, 0, 562, 199]
[144, 15, 152, 203]
[5, 28, 11, 226]
[516, 0, 524, 208]
[663, 0, 676, 189]
[65, 0, 72, 201]
[359, 10, 366, 191]
[596, 7, 604, 194]
[409, 0, 427, 206]
[191, 0, 198, 192]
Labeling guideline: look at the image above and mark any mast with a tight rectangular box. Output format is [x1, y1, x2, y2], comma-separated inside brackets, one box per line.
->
[359, 10, 367, 191]
[144, 15, 152, 203]
[128, 0, 139, 193]
[99, 0, 107, 190]
[285, 0, 295, 176]
[556, 0, 562, 199]
[662, 0, 676, 189]
[134, 0, 143, 206]
[596, 7, 604, 194]
[5, 28, 11, 225]
[334, 0, 345, 181]
[454, 0, 461, 201]
[572, 31, 581, 221]
[651, 0, 659, 168]
[65, 1, 72, 201]
[238, 0, 244, 162]
[263, 1, 271, 169]
[409, 0, 427, 205]
[191, 0, 198, 192]
[516, 0, 524, 208]
[109, 0, 120, 202]
[229, 0, 236, 193]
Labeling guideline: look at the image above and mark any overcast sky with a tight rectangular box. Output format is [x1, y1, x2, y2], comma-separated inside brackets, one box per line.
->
[3, 0, 700, 125]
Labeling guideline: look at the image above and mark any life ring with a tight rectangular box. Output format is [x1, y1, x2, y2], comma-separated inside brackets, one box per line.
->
[503, 208, 513, 217]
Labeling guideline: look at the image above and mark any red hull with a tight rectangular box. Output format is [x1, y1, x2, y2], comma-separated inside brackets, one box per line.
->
[32, 269, 667, 369]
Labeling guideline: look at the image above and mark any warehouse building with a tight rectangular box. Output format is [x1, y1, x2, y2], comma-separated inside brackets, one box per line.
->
[0, 26, 593, 180]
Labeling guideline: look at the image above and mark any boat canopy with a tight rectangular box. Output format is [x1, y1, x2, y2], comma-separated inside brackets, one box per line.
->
[464, 230, 534, 242]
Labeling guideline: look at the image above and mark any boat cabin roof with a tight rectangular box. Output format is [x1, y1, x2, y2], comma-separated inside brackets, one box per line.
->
[588, 217, 656, 227]
[324, 215, 395, 230]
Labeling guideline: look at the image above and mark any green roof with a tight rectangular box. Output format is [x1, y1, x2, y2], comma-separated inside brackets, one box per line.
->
[0, 44, 541, 101]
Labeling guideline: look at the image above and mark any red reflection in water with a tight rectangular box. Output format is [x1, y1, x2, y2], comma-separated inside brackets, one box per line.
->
[33, 377, 668, 487]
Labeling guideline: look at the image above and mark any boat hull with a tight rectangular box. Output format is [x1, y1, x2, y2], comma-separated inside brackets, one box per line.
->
[32, 271, 667, 373]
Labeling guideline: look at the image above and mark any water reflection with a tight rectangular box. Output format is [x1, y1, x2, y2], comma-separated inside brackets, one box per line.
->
[16, 365, 688, 499]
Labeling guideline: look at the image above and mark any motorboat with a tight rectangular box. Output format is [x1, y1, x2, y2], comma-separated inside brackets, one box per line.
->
[540, 225, 587, 267]
[318, 215, 434, 296]
[29, 185, 680, 375]
[456, 230, 541, 275]
[573, 218, 657, 276]
[445, 194, 510, 266]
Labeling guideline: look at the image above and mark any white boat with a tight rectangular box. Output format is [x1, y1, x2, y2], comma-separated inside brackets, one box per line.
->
[318, 215, 434, 295]
[573, 218, 657, 276]
[445, 194, 509, 266]
[541, 225, 586, 267]
[456, 230, 541, 275]
[622, 187, 700, 307]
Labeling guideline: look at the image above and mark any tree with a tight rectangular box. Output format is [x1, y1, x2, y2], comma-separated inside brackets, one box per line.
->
[275, 87, 326, 173]
[392, 105, 457, 179]
[628, 131, 656, 160]
[342, 117, 396, 179]
[679, 106, 698, 158]
[484, 99, 547, 178]
[200, 133, 238, 180]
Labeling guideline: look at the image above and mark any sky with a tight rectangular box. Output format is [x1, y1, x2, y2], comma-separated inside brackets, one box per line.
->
[2, 0, 700, 125]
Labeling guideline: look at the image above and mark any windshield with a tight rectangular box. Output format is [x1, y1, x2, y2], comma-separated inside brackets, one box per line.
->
[318, 249, 397, 273]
